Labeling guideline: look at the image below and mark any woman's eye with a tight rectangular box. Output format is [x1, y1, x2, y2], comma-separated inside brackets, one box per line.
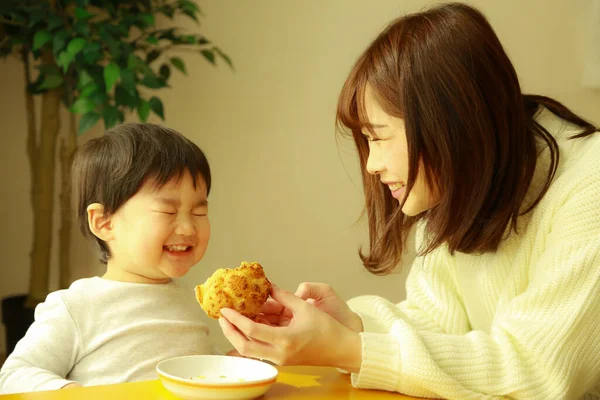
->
[192, 213, 207, 217]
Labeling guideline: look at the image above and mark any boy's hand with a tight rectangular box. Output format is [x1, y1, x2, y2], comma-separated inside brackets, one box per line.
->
[226, 348, 244, 357]
[62, 382, 82, 389]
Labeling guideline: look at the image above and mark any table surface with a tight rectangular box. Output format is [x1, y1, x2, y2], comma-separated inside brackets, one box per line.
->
[0, 366, 429, 399]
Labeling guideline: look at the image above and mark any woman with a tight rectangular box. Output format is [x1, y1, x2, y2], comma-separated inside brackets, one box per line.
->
[219, 3, 600, 399]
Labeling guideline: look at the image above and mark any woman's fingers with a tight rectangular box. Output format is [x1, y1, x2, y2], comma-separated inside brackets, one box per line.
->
[255, 315, 277, 326]
[219, 317, 274, 361]
[259, 313, 282, 325]
[294, 282, 334, 300]
[219, 315, 248, 347]
[260, 298, 285, 314]
[220, 308, 278, 344]
[271, 285, 307, 311]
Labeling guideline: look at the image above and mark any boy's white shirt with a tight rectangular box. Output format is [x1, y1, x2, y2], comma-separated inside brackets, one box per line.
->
[0, 277, 217, 394]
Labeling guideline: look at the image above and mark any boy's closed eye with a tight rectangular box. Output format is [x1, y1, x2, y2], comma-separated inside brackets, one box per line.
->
[154, 209, 177, 215]
[192, 209, 208, 217]
[153, 208, 208, 217]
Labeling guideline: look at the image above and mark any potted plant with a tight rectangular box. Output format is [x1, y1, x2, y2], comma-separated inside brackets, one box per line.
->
[0, 0, 231, 357]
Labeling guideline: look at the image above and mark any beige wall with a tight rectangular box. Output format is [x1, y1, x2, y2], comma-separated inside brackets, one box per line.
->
[1, 0, 598, 353]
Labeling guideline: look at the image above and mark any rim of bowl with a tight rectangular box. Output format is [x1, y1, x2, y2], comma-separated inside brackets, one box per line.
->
[156, 355, 279, 389]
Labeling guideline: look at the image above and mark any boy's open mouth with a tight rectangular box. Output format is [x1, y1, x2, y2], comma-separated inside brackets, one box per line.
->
[164, 245, 193, 252]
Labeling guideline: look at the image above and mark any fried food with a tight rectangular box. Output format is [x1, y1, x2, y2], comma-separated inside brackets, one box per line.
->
[195, 261, 271, 320]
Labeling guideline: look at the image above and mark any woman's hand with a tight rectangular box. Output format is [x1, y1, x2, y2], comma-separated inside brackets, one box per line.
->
[294, 282, 363, 333]
[218, 285, 362, 373]
[256, 282, 363, 333]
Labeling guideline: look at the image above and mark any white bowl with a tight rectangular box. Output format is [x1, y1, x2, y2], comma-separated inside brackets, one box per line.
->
[156, 355, 278, 400]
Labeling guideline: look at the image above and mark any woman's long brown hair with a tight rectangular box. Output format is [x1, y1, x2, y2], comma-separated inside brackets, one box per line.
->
[336, 3, 598, 275]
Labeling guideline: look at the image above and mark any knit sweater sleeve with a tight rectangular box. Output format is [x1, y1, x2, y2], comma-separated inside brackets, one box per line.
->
[350, 223, 472, 337]
[0, 292, 81, 393]
[347, 168, 600, 399]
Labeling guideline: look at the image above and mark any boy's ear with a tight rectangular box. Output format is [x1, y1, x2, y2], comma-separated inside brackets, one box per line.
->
[87, 203, 114, 242]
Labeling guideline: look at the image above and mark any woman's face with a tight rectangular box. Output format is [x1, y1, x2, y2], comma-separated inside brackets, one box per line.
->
[362, 85, 439, 216]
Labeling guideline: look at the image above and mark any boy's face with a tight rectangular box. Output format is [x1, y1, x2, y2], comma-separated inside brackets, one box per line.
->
[107, 170, 210, 281]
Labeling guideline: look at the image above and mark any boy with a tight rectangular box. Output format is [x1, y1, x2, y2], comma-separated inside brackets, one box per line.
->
[0, 123, 216, 392]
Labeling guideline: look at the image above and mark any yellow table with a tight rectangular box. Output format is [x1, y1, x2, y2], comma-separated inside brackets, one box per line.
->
[0, 366, 428, 399]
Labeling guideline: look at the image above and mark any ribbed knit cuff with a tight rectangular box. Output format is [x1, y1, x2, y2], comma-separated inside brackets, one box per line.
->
[351, 331, 401, 391]
[348, 296, 394, 334]
[354, 311, 386, 333]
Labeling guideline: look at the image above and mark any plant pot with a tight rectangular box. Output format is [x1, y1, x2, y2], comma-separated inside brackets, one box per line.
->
[1, 295, 35, 358]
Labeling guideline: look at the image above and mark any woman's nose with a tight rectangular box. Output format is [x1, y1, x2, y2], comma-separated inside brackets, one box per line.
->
[366, 149, 384, 175]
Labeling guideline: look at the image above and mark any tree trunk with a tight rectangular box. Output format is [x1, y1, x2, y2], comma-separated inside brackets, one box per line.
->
[58, 112, 77, 290]
[26, 54, 62, 308]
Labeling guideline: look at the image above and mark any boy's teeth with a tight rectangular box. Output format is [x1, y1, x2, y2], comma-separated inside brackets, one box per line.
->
[166, 245, 189, 252]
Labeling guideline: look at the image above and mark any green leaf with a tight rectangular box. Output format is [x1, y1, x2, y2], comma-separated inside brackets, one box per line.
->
[180, 0, 200, 12]
[183, 35, 196, 44]
[170, 57, 186, 75]
[33, 31, 52, 51]
[78, 70, 94, 88]
[102, 106, 121, 129]
[145, 36, 159, 45]
[157, 28, 177, 40]
[57, 51, 75, 73]
[84, 42, 101, 53]
[28, 76, 45, 95]
[38, 74, 64, 90]
[140, 75, 165, 89]
[159, 5, 176, 18]
[115, 85, 137, 109]
[214, 47, 233, 68]
[52, 30, 70, 55]
[139, 13, 155, 26]
[128, 54, 153, 76]
[195, 35, 210, 45]
[137, 100, 151, 122]
[200, 49, 215, 65]
[67, 38, 87, 56]
[78, 112, 101, 135]
[159, 64, 170, 80]
[120, 68, 136, 93]
[47, 15, 63, 31]
[146, 50, 160, 64]
[29, 9, 46, 28]
[11, 37, 26, 46]
[83, 42, 102, 64]
[89, 91, 108, 106]
[37, 64, 61, 76]
[76, 0, 90, 6]
[79, 83, 99, 98]
[70, 96, 95, 114]
[182, 9, 199, 22]
[73, 20, 91, 36]
[149, 97, 164, 120]
[127, 54, 139, 69]
[75, 7, 95, 20]
[103, 62, 120, 93]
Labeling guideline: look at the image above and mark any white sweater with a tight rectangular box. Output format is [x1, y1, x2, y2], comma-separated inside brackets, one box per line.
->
[0, 277, 214, 394]
[348, 109, 600, 399]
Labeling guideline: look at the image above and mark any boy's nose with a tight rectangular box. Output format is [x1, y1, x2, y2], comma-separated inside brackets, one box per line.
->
[175, 217, 196, 236]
